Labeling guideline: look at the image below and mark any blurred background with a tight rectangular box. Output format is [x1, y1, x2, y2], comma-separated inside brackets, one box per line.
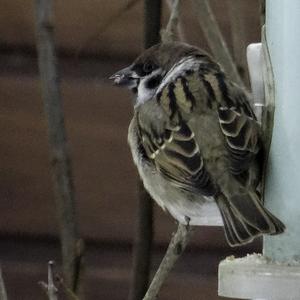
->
[0, 0, 262, 299]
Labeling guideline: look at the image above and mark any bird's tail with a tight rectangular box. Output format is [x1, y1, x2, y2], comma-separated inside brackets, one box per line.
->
[216, 191, 285, 247]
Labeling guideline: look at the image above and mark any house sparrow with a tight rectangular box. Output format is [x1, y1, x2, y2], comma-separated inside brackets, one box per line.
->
[110, 42, 285, 246]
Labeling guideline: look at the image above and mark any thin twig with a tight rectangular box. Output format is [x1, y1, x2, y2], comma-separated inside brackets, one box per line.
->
[259, 0, 266, 27]
[143, 224, 194, 300]
[34, 0, 83, 295]
[166, 0, 186, 42]
[39, 261, 58, 300]
[192, 0, 245, 88]
[0, 267, 8, 300]
[227, 1, 249, 85]
[161, 0, 181, 43]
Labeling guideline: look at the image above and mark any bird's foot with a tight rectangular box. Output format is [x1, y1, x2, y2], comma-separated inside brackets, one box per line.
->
[184, 216, 191, 230]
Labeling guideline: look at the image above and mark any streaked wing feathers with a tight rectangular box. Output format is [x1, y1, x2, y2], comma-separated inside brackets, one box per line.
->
[218, 105, 260, 176]
[138, 117, 216, 196]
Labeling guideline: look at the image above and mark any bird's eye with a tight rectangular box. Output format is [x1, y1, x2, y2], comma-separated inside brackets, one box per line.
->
[143, 62, 154, 73]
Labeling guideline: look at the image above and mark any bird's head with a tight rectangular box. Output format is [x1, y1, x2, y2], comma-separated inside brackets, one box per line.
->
[110, 42, 202, 106]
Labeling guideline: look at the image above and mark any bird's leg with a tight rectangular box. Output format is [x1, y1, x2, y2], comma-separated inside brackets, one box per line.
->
[173, 216, 191, 255]
[185, 216, 191, 228]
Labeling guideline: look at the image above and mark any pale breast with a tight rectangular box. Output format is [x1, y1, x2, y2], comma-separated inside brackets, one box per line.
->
[128, 115, 223, 226]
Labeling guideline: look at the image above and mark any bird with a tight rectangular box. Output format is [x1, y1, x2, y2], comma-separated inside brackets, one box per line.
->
[110, 41, 285, 246]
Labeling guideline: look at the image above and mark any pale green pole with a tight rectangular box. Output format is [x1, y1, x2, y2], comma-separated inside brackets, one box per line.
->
[218, 2, 300, 298]
[264, 0, 300, 262]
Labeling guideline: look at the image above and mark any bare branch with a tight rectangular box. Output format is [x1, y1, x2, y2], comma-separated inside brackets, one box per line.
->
[128, 182, 154, 300]
[227, 1, 249, 85]
[34, 0, 83, 295]
[39, 261, 58, 300]
[143, 224, 194, 300]
[192, 0, 245, 88]
[161, 0, 181, 43]
[137, 2, 194, 299]
[128, 2, 161, 298]
[144, 0, 162, 48]
[0, 267, 8, 300]
[166, 0, 186, 41]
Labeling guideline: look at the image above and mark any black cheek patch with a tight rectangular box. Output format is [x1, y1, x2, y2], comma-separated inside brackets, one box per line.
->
[132, 63, 147, 77]
[146, 75, 162, 89]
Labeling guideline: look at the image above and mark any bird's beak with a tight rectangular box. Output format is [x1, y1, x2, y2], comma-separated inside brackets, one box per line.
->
[109, 66, 136, 87]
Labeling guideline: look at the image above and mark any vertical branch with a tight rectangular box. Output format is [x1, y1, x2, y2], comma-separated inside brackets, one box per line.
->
[34, 0, 83, 295]
[129, 183, 154, 300]
[227, 1, 249, 85]
[161, 0, 181, 43]
[140, 2, 194, 300]
[144, 0, 162, 48]
[192, 0, 245, 88]
[163, 0, 185, 42]
[0, 267, 8, 300]
[128, 2, 161, 300]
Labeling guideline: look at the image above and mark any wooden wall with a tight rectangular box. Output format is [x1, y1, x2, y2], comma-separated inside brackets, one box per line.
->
[0, 0, 261, 245]
[0, 1, 261, 298]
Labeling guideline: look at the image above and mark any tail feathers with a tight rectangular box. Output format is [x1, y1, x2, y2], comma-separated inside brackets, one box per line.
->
[216, 192, 285, 247]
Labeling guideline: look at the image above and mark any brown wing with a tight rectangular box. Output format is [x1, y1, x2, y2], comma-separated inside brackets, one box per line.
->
[137, 56, 260, 197]
[136, 91, 216, 197]
[217, 84, 261, 178]
[160, 60, 261, 182]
